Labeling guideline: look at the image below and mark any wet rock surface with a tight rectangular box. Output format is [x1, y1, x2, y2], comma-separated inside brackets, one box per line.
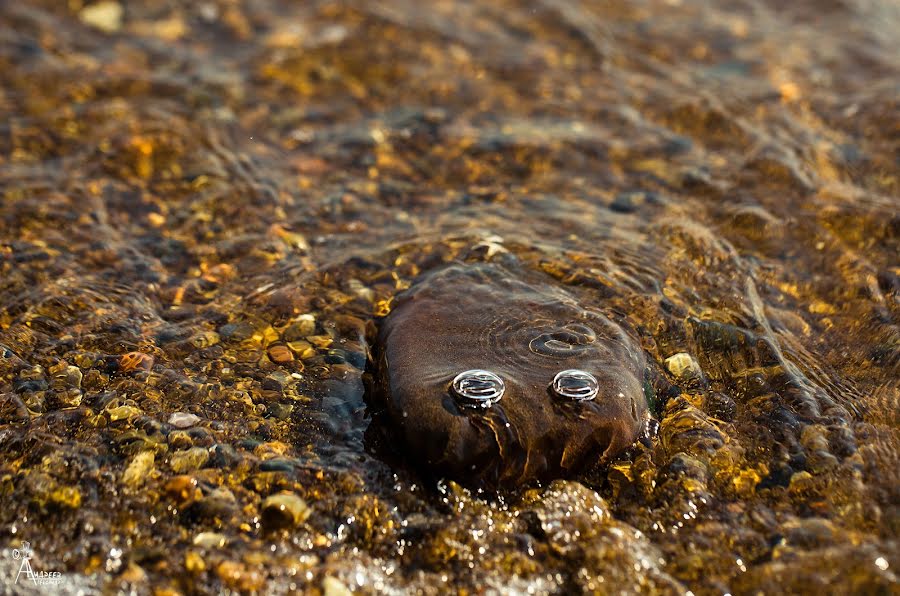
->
[368, 262, 650, 487]
[1, 0, 898, 594]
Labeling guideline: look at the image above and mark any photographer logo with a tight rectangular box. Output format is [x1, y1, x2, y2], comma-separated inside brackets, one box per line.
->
[11, 542, 63, 587]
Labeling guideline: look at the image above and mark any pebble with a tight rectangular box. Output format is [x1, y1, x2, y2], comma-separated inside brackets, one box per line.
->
[78, 1, 123, 33]
[284, 314, 316, 340]
[324, 349, 347, 365]
[188, 488, 238, 521]
[50, 363, 83, 390]
[169, 447, 209, 473]
[267, 343, 294, 363]
[54, 388, 84, 408]
[167, 430, 194, 450]
[107, 405, 144, 421]
[260, 492, 310, 530]
[193, 532, 228, 548]
[209, 444, 241, 468]
[609, 190, 661, 213]
[664, 352, 703, 381]
[184, 551, 206, 574]
[259, 457, 299, 472]
[307, 335, 333, 350]
[264, 402, 293, 420]
[187, 427, 214, 447]
[287, 340, 316, 360]
[122, 451, 155, 489]
[49, 486, 82, 509]
[119, 563, 148, 584]
[216, 561, 264, 592]
[13, 367, 48, 393]
[218, 322, 254, 341]
[117, 352, 155, 373]
[164, 475, 200, 504]
[168, 412, 201, 428]
[262, 371, 290, 391]
[788, 471, 816, 497]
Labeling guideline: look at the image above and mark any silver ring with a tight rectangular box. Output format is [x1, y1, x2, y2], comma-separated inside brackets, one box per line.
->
[551, 369, 599, 401]
[451, 369, 505, 407]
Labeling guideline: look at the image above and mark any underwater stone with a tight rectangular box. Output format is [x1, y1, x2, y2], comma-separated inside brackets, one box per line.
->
[170, 447, 210, 473]
[122, 451, 155, 489]
[369, 263, 650, 487]
[664, 352, 703, 383]
[209, 444, 241, 468]
[261, 492, 310, 530]
[169, 412, 201, 428]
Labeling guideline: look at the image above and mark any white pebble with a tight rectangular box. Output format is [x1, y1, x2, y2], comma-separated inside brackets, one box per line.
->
[168, 412, 201, 428]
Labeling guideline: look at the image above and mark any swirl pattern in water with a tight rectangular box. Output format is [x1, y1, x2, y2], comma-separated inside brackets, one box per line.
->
[369, 263, 650, 486]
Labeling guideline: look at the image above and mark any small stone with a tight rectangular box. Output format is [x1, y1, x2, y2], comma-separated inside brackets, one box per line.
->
[322, 576, 353, 596]
[264, 403, 293, 420]
[191, 331, 220, 349]
[168, 412, 201, 428]
[187, 427, 214, 447]
[346, 279, 374, 303]
[290, 314, 317, 338]
[665, 352, 703, 381]
[261, 492, 310, 530]
[188, 488, 237, 521]
[169, 447, 209, 473]
[259, 457, 299, 472]
[806, 450, 840, 474]
[307, 335, 333, 350]
[119, 562, 148, 584]
[115, 352, 155, 374]
[49, 486, 82, 509]
[164, 475, 200, 505]
[122, 451, 155, 489]
[789, 471, 816, 497]
[66, 365, 84, 387]
[209, 444, 241, 468]
[193, 532, 228, 548]
[610, 190, 662, 214]
[81, 369, 109, 391]
[262, 371, 292, 391]
[51, 363, 83, 390]
[167, 430, 194, 450]
[79, 1, 123, 33]
[217, 561, 264, 592]
[185, 551, 206, 574]
[324, 349, 347, 365]
[267, 343, 294, 363]
[287, 340, 316, 360]
[107, 405, 143, 421]
[54, 388, 83, 408]
[14, 366, 48, 393]
[218, 322, 254, 341]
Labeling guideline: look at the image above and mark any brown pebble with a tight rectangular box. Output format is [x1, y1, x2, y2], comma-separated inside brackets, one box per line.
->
[117, 352, 155, 374]
[267, 343, 294, 363]
[164, 475, 200, 505]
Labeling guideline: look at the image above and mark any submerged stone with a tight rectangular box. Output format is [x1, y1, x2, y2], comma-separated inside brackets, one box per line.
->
[261, 492, 310, 530]
[369, 263, 651, 487]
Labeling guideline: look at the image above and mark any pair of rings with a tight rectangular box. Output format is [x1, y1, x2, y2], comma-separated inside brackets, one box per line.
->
[451, 369, 599, 407]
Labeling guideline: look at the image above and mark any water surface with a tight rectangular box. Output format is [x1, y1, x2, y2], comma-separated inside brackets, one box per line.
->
[0, 0, 897, 593]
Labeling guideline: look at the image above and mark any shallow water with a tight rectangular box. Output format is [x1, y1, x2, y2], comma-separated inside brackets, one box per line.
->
[0, 0, 898, 594]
